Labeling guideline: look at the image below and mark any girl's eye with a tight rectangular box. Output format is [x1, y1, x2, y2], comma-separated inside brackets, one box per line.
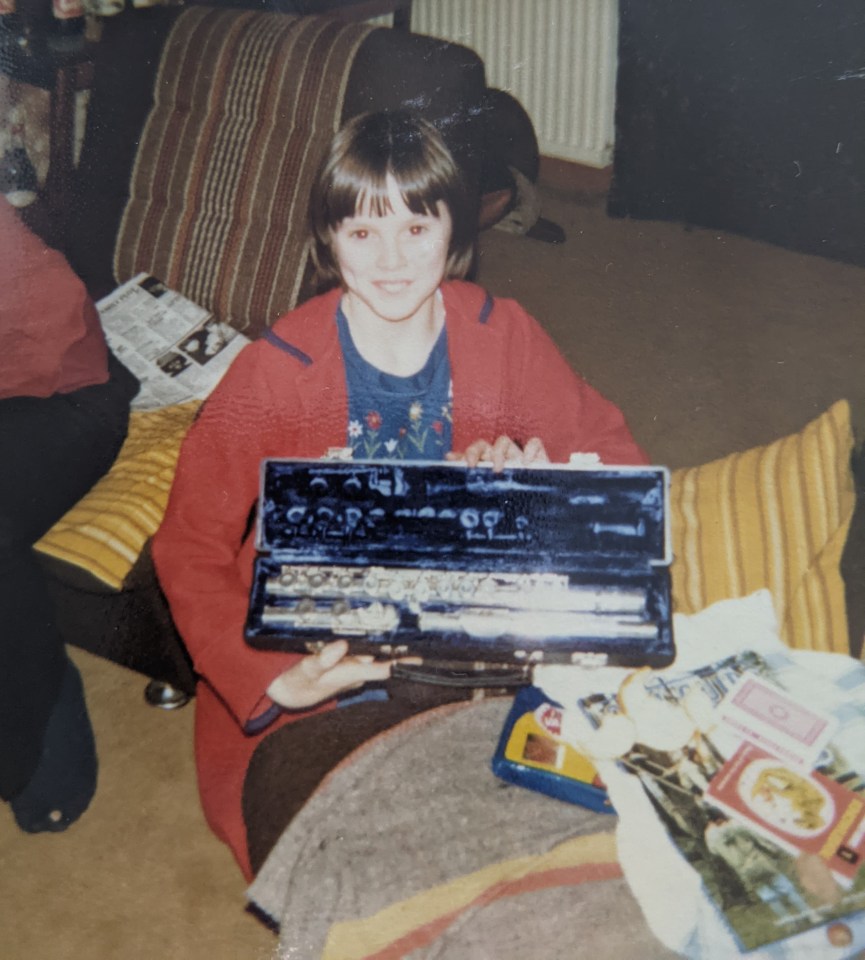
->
[409, 224, 427, 236]
[350, 229, 369, 240]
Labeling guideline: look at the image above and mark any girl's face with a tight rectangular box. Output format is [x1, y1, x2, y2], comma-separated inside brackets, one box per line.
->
[331, 173, 452, 327]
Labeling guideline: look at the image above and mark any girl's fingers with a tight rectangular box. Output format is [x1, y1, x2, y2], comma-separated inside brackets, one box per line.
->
[331, 657, 393, 688]
[448, 437, 547, 470]
[301, 639, 348, 681]
[522, 437, 550, 463]
[459, 439, 490, 467]
[490, 435, 521, 470]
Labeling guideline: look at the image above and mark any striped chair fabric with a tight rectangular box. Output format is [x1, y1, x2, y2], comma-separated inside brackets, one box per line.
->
[113, 7, 374, 337]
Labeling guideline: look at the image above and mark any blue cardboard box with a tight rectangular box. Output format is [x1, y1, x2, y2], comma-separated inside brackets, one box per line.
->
[492, 685, 614, 813]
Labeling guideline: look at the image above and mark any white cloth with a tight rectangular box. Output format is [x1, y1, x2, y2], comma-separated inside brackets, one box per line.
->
[534, 590, 865, 960]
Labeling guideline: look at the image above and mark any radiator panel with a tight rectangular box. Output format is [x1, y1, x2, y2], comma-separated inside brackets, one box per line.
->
[411, 0, 618, 167]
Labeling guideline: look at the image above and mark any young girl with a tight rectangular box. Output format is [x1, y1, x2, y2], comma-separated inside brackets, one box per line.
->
[152, 111, 647, 879]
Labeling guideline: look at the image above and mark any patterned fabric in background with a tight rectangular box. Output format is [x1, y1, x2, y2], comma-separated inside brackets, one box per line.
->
[0, 0, 183, 215]
[85, 0, 179, 16]
[0, 84, 50, 205]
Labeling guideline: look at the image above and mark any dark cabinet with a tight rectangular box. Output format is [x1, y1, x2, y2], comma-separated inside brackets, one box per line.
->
[608, 1, 865, 267]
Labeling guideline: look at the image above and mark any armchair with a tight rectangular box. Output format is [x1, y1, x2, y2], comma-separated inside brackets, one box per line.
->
[38, 5, 488, 698]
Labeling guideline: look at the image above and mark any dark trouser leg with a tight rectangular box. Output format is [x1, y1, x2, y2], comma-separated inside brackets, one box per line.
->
[243, 680, 473, 876]
[0, 371, 130, 801]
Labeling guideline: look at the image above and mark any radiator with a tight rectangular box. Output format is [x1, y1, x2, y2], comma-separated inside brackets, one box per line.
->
[411, 0, 618, 167]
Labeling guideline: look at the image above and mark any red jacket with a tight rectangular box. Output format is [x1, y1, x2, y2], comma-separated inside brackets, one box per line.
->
[152, 280, 647, 878]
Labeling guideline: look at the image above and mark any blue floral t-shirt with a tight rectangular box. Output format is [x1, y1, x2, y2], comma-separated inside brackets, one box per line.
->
[336, 301, 453, 461]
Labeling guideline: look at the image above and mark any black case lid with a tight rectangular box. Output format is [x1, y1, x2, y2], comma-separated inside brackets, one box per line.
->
[255, 459, 670, 575]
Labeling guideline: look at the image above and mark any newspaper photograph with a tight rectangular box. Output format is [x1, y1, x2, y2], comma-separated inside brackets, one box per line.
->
[97, 274, 250, 410]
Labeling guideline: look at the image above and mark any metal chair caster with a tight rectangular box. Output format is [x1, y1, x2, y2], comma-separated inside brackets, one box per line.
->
[144, 680, 191, 710]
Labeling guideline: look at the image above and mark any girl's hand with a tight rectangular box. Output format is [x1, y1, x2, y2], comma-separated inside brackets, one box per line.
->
[447, 436, 550, 472]
[266, 640, 392, 710]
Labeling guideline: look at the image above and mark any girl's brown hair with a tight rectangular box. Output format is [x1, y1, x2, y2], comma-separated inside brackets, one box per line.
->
[308, 111, 475, 287]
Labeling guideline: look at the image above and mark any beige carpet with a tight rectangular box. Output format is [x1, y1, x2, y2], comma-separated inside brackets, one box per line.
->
[478, 191, 865, 470]
[1, 186, 863, 960]
[0, 646, 275, 960]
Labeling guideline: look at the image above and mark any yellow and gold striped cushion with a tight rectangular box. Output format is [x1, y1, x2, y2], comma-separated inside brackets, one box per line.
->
[34, 401, 201, 589]
[669, 400, 855, 654]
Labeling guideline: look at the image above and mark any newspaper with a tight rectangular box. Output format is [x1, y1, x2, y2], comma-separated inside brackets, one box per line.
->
[97, 274, 250, 410]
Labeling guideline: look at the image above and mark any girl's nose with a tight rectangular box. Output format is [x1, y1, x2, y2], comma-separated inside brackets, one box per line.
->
[377, 235, 407, 270]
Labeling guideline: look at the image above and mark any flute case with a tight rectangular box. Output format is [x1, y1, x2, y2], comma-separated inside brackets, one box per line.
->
[245, 458, 674, 671]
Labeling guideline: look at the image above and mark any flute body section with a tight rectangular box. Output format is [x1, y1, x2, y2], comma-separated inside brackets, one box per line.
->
[261, 598, 400, 636]
[264, 564, 647, 616]
[259, 562, 658, 651]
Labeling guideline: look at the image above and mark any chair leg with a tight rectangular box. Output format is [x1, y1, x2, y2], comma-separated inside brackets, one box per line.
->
[144, 679, 190, 710]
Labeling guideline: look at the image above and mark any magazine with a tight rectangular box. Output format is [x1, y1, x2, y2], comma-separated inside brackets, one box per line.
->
[705, 741, 865, 887]
[97, 274, 250, 410]
[575, 651, 865, 952]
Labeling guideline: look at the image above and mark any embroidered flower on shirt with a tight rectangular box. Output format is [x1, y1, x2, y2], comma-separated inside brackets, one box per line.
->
[406, 398, 440, 455]
[359, 409, 383, 458]
[348, 383, 453, 461]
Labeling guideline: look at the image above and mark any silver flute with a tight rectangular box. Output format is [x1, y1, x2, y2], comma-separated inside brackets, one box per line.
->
[261, 598, 400, 635]
[260, 596, 655, 642]
[418, 607, 658, 640]
[265, 563, 647, 616]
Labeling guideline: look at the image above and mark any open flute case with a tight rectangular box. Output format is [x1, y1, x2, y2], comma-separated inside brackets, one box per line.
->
[245, 458, 675, 684]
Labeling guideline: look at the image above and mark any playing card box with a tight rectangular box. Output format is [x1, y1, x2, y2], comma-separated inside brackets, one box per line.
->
[245, 458, 675, 670]
[716, 673, 839, 769]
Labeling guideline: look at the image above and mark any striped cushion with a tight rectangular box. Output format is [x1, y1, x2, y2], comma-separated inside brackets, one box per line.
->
[114, 8, 374, 337]
[34, 402, 200, 589]
[669, 400, 856, 654]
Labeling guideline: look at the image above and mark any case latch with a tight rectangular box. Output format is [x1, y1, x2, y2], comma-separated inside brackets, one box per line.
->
[568, 651, 609, 667]
[324, 446, 354, 461]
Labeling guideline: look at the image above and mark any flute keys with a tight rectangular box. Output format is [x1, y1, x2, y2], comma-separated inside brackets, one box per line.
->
[363, 571, 379, 592]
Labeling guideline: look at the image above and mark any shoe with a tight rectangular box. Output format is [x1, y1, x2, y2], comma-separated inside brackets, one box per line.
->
[0, 145, 38, 208]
